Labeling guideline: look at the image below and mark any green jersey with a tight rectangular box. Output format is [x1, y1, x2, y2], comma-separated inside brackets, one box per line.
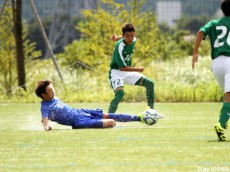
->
[110, 37, 136, 69]
[200, 17, 230, 59]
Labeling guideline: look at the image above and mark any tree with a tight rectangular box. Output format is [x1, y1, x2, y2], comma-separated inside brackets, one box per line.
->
[12, 0, 26, 91]
[0, 4, 16, 96]
[58, 0, 198, 72]
[58, 0, 160, 71]
[0, 3, 41, 96]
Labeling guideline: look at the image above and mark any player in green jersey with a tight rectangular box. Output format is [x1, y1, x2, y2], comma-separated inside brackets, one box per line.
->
[193, 0, 230, 141]
[108, 23, 164, 119]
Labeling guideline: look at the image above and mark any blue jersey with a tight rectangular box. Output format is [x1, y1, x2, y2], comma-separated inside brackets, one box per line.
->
[40, 96, 104, 128]
[41, 96, 77, 125]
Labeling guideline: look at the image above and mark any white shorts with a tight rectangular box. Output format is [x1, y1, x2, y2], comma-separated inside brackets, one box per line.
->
[211, 55, 230, 93]
[109, 69, 145, 90]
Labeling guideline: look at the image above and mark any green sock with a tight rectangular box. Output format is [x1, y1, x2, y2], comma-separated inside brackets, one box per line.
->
[219, 102, 230, 128]
[136, 77, 154, 109]
[108, 89, 124, 113]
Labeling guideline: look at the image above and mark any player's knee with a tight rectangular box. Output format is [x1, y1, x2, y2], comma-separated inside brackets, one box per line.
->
[115, 89, 124, 99]
[103, 119, 116, 128]
[111, 120, 116, 127]
[143, 78, 154, 89]
[148, 80, 154, 88]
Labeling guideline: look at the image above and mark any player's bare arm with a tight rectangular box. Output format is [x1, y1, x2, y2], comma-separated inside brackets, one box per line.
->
[42, 117, 52, 131]
[120, 66, 144, 72]
[110, 34, 123, 41]
[192, 30, 203, 69]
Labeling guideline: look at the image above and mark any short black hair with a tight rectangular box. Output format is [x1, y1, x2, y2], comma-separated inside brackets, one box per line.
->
[221, 0, 230, 16]
[122, 23, 135, 34]
[35, 79, 53, 99]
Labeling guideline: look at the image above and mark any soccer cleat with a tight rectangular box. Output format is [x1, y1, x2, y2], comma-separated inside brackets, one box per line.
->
[214, 122, 226, 141]
[156, 112, 164, 119]
[138, 113, 145, 123]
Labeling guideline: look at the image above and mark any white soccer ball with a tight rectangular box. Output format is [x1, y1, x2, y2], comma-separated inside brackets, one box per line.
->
[142, 109, 158, 125]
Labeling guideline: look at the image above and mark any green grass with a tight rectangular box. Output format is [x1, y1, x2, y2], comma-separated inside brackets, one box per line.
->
[0, 103, 230, 172]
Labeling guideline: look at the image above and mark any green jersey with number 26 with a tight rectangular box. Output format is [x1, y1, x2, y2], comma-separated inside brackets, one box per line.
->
[200, 17, 230, 59]
[110, 37, 136, 69]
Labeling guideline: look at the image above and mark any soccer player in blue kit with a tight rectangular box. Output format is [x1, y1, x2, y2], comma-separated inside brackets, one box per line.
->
[35, 79, 149, 130]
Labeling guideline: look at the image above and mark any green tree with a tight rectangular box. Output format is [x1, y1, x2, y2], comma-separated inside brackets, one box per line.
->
[59, 0, 199, 73]
[0, 4, 40, 96]
[0, 4, 17, 95]
[59, 0, 161, 71]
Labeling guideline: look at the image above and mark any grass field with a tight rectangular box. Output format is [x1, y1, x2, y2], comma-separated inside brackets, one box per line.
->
[0, 102, 230, 172]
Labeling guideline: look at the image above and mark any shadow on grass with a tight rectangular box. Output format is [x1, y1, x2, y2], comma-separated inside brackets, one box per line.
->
[208, 140, 230, 142]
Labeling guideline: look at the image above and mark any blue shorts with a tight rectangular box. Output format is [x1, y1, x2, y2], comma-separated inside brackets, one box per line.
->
[72, 108, 104, 129]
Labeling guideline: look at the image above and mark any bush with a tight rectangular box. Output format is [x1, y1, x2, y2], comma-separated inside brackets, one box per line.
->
[0, 55, 223, 103]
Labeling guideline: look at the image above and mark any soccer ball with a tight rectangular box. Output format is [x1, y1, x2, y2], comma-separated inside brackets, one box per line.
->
[142, 109, 158, 125]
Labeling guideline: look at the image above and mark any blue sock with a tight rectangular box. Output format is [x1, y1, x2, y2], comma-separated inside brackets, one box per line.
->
[108, 113, 141, 122]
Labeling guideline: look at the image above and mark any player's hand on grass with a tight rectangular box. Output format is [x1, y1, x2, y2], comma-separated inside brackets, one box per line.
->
[44, 125, 52, 131]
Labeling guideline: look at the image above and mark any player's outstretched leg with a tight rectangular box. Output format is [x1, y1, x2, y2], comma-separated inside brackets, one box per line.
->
[106, 113, 142, 122]
[104, 113, 159, 126]
[108, 89, 124, 113]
